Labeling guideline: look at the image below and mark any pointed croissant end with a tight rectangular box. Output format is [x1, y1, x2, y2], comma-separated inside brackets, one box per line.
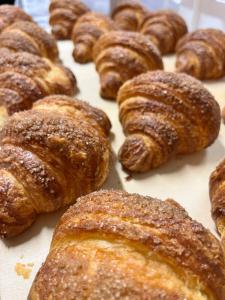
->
[0, 169, 37, 238]
[100, 72, 123, 100]
[52, 25, 68, 40]
[119, 135, 153, 173]
[176, 54, 199, 78]
[73, 43, 92, 63]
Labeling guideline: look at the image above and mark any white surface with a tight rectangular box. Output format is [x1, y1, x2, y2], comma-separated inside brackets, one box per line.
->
[1, 41, 225, 299]
[178, 0, 225, 30]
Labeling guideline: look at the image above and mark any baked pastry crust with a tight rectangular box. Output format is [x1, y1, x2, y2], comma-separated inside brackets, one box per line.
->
[140, 10, 188, 55]
[93, 31, 163, 100]
[176, 29, 225, 79]
[0, 96, 111, 238]
[29, 190, 225, 300]
[0, 4, 33, 33]
[0, 49, 77, 118]
[117, 71, 221, 172]
[112, 0, 148, 32]
[49, 0, 90, 40]
[72, 12, 117, 64]
[0, 21, 59, 62]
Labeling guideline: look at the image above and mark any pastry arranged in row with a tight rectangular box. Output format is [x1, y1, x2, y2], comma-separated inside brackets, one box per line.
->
[72, 12, 118, 63]
[140, 10, 188, 55]
[93, 31, 163, 100]
[49, 0, 90, 40]
[0, 95, 111, 238]
[29, 190, 225, 300]
[117, 71, 221, 172]
[111, 0, 148, 32]
[0, 4, 33, 33]
[50, 0, 188, 58]
[0, 49, 76, 119]
[176, 28, 225, 80]
[0, 21, 59, 62]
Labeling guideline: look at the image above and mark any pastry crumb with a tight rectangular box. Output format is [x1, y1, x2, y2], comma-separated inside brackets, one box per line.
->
[27, 263, 34, 267]
[15, 263, 33, 279]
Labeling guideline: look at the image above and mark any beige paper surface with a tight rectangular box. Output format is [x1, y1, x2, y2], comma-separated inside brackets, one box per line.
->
[1, 41, 225, 299]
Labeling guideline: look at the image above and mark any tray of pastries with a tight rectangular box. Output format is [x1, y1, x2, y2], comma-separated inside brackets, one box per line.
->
[0, 1, 225, 299]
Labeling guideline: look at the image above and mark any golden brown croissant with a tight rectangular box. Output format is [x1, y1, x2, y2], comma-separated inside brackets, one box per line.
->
[140, 10, 188, 55]
[0, 95, 111, 238]
[210, 159, 225, 253]
[49, 0, 90, 40]
[112, 0, 148, 32]
[118, 71, 221, 173]
[29, 189, 225, 300]
[176, 29, 225, 79]
[0, 4, 33, 33]
[0, 49, 76, 119]
[0, 21, 59, 62]
[72, 12, 118, 64]
[93, 31, 163, 100]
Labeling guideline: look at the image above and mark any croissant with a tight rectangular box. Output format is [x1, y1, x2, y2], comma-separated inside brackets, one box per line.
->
[0, 95, 111, 238]
[111, 0, 148, 32]
[210, 159, 225, 253]
[0, 4, 33, 33]
[72, 12, 118, 64]
[0, 49, 76, 119]
[0, 21, 59, 62]
[140, 10, 188, 55]
[176, 29, 225, 79]
[49, 0, 90, 40]
[29, 189, 225, 300]
[93, 31, 163, 100]
[117, 71, 221, 173]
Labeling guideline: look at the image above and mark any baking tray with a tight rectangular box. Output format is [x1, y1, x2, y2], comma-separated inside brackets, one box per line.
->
[1, 41, 225, 299]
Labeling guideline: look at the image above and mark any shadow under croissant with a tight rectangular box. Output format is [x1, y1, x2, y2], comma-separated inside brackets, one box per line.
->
[125, 139, 225, 180]
[102, 148, 124, 191]
[3, 208, 67, 247]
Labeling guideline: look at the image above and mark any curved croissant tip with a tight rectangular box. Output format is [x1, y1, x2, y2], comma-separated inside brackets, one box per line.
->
[119, 135, 153, 173]
[176, 56, 197, 77]
[100, 72, 123, 100]
[73, 43, 91, 63]
[52, 25, 68, 40]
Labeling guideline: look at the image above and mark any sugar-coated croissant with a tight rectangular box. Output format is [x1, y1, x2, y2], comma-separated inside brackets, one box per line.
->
[0, 4, 33, 33]
[112, 0, 148, 32]
[0, 21, 59, 62]
[140, 10, 188, 55]
[29, 190, 225, 300]
[93, 31, 163, 100]
[210, 159, 225, 253]
[72, 12, 118, 64]
[0, 96, 111, 238]
[49, 0, 90, 40]
[0, 49, 76, 120]
[118, 71, 220, 173]
[176, 29, 225, 79]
